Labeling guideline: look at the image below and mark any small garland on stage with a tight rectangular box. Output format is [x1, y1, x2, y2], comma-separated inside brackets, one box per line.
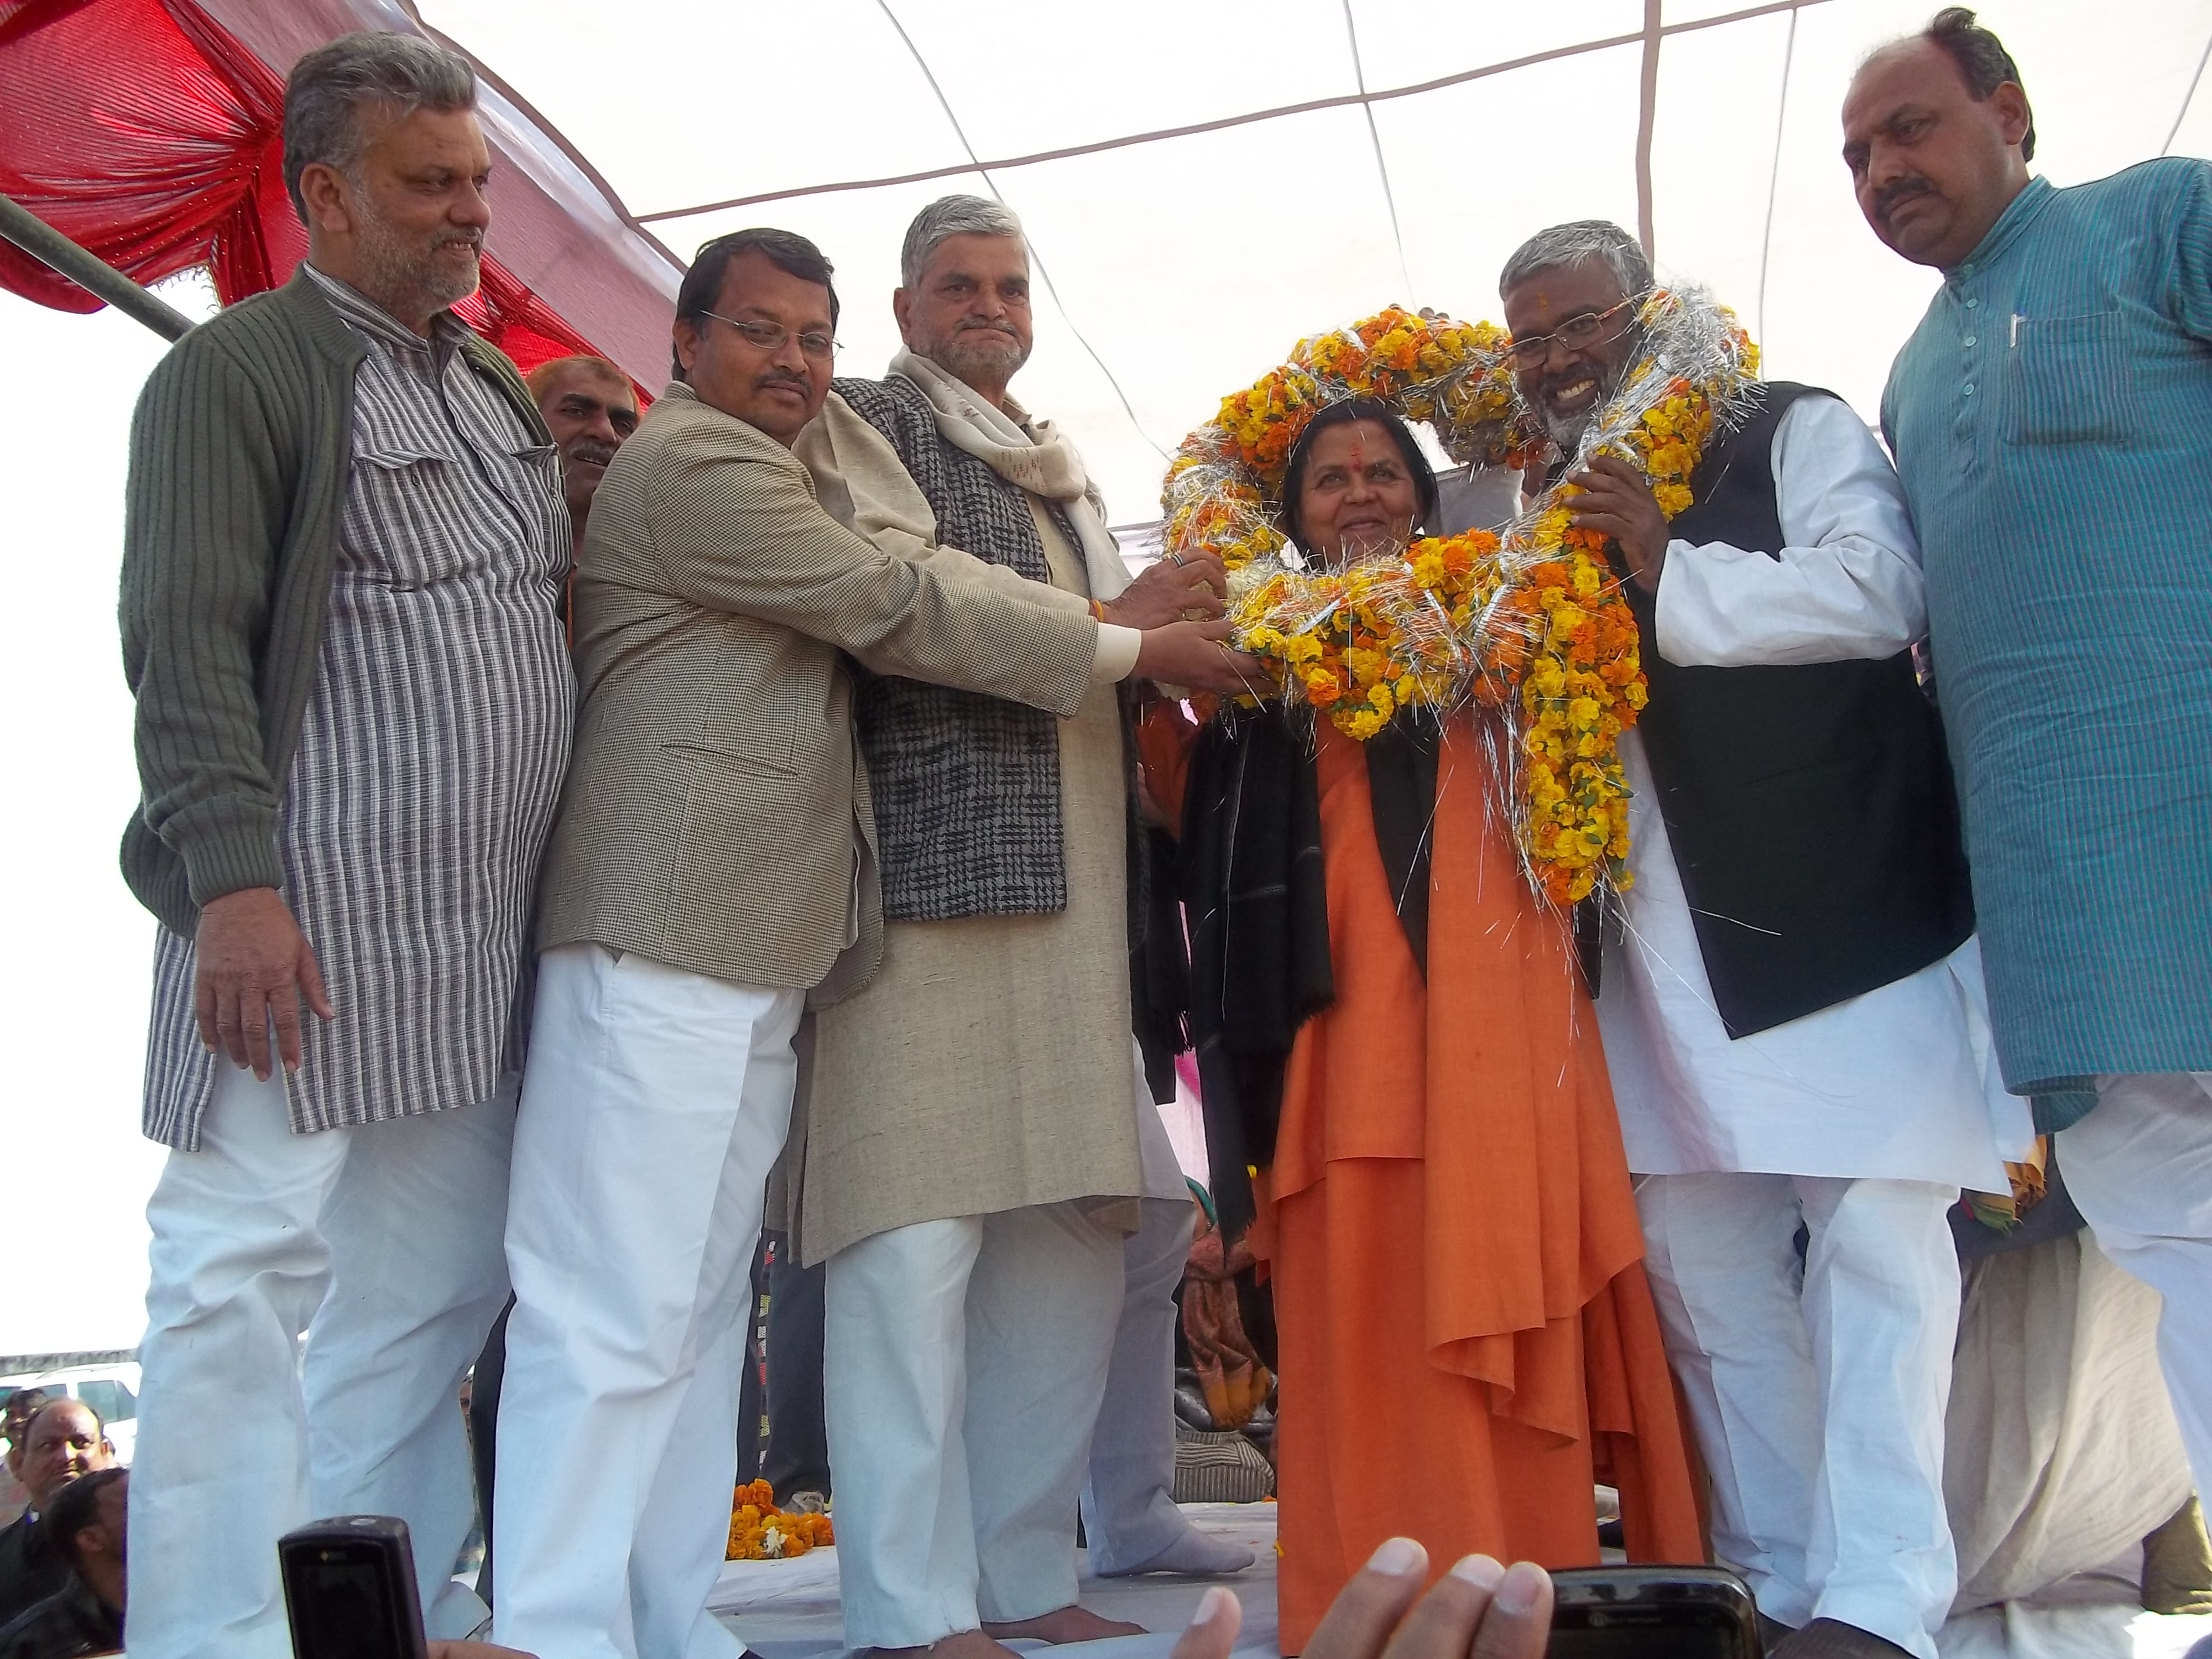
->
[1161, 295, 1758, 906]
[726, 1480, 835, 1561]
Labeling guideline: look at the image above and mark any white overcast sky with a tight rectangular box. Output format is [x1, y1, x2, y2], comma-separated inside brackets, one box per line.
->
[3, 0, 2208, 1354]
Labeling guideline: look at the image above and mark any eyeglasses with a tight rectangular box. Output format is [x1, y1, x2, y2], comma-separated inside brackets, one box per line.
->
[1507, 295, 1646, 367]
[700, 311, 838, 361]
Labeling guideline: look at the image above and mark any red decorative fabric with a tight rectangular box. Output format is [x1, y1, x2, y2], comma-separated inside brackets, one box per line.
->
[0, 0, 639, 385]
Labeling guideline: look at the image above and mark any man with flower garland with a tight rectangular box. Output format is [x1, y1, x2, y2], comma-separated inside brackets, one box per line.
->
[1498, 220, 2020, 1659]
[1849, 8, 2212, 1535]
[792, 194, 1251, 1659]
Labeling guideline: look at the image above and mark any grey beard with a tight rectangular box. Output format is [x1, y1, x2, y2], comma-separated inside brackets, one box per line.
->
[352, 192, 480, 321]
[1542, 405, 1597, 455]
[931, 327, 1029, 388]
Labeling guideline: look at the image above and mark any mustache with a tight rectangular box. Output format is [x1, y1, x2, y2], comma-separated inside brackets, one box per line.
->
[1875, 175, 1935, 221]
[753, 369, 810, 393]
[955, 319, 1020, 338]
[571, 440, 618, 468]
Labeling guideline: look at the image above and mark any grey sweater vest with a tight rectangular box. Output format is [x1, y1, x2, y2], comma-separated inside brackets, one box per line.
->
[832, 375, 1073, 920]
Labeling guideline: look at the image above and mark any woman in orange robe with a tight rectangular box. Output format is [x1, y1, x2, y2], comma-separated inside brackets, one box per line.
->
[1170, 403, 1703, 1653]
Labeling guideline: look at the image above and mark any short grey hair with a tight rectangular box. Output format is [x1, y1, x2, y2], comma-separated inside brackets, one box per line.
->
[899, 195, 1025, 290]
[1499, 220, 1653, 300]
[283, 32, 477, 222]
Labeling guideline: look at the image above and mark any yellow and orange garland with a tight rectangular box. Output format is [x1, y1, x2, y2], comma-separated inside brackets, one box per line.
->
[1162, 295, 1756, 906]
[726, 1479, 834, 1561]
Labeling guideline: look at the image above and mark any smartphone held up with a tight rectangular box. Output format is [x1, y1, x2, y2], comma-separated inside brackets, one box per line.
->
[1547, 1566, 1765, 1659]
[278, 1515, 432, 1659]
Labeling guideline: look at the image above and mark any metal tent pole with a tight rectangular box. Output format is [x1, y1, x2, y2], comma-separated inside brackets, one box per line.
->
[0, 193, 195, 341]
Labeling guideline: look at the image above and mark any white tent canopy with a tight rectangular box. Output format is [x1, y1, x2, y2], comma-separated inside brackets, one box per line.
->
[422, 0, 2212, 519]
[2, 0, 2208, 1354]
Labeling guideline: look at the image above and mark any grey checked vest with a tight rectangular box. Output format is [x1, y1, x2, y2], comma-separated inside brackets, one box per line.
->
[833, 375, 1074, 920]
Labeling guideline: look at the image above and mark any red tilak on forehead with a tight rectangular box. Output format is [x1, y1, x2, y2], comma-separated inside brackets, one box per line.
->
[1350, 437, 1366, 472]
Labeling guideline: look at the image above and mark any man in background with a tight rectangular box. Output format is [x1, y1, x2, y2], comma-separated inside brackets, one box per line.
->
[1851, 8, 2212, 1506]
[0, 1405, 113, 1626]
[524, 353, 640, 561]
[0, 1394, 52, 1528]
[0, 1467, 126, 1659]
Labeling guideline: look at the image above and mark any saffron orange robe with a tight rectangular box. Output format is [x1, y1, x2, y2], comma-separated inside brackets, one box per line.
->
[1255, 713, 1703, 1652]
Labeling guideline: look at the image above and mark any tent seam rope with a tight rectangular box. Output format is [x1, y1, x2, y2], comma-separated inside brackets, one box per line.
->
[637, 0, 1834, 224]
[1635, 0, 1663, 262]
[2163, 25, 2212, 155]
[1757, 6, 1801, 346]
[1340, 0, 1416, 301]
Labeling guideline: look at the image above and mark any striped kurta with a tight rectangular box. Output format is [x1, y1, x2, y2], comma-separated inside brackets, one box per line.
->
[142, 268, 574, 1148]
[1881, 162, 2212, 1123]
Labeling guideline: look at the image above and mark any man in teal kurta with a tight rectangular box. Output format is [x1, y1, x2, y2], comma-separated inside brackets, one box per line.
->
[1846, 8, 2212, 1507]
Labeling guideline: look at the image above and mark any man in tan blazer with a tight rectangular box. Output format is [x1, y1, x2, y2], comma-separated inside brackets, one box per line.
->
[491, 227, 1250, 1659]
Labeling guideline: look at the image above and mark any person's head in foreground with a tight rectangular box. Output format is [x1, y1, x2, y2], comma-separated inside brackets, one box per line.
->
[671, 227, 839, 446]
[1279, 400, 1439, 568]
[525, 355, 640, 529]
[1498, 219, 1653, 455]
[43, 1465, 127, 1613]
[894, 195, 1033, 409]
[17, 1402, 113, 1515]
[284, 30, 489, 331]
[1842, 7, 2033, 270]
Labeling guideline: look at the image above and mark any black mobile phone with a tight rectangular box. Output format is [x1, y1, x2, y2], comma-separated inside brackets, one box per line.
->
[1547, 1566, 1764, 1659]
[277, 1515, 433, 1659]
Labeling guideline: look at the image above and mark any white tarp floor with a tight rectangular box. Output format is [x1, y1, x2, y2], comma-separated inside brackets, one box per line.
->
[687, 1502, 2211, 1659]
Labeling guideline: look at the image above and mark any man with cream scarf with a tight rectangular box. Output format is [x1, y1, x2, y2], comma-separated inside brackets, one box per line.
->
[795, 196, 1245, 1659]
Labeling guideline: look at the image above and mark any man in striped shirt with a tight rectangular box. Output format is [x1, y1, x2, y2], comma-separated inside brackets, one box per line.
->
[119, 33, 570, 1659]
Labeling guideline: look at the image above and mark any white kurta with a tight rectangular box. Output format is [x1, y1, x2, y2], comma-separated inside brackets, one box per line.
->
[1594, 394, 2031, 1188]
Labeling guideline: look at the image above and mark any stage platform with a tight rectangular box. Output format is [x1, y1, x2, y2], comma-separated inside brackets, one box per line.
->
[700, 1501, 2210, 1659]
[709, 1503, 1279, 1659]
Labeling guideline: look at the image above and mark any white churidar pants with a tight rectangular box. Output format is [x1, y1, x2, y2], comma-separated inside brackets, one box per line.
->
[128, 1064, 515, 1659]
[492, 943, 801, 1659]
[1635, 1173, 1962, 1659]
[2063, 1071, 2212, 1499]
[1079, 1193, 1196, 1573]
[825, 1202, 1125, 1650]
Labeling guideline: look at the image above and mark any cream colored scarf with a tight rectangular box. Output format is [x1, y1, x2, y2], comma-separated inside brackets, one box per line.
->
[890, 348, 1129, 601]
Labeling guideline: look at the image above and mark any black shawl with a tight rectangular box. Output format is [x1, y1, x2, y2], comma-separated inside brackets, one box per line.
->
[1179, 705, 1443, 1238]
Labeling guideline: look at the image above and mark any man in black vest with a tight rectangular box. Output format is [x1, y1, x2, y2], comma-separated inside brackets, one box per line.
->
[1499, 222, 2018, 1659]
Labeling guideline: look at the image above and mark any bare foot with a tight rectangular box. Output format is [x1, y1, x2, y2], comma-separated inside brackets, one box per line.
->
[865, 1631, 1022, 1659]
[982, 1605, 1147, 1644]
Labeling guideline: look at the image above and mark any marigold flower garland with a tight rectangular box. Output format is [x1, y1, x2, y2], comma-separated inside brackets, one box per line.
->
[1164, 306, 1535, 573]
[726, 1479, 834, 1561]
[1164, 293, 1757, 906]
